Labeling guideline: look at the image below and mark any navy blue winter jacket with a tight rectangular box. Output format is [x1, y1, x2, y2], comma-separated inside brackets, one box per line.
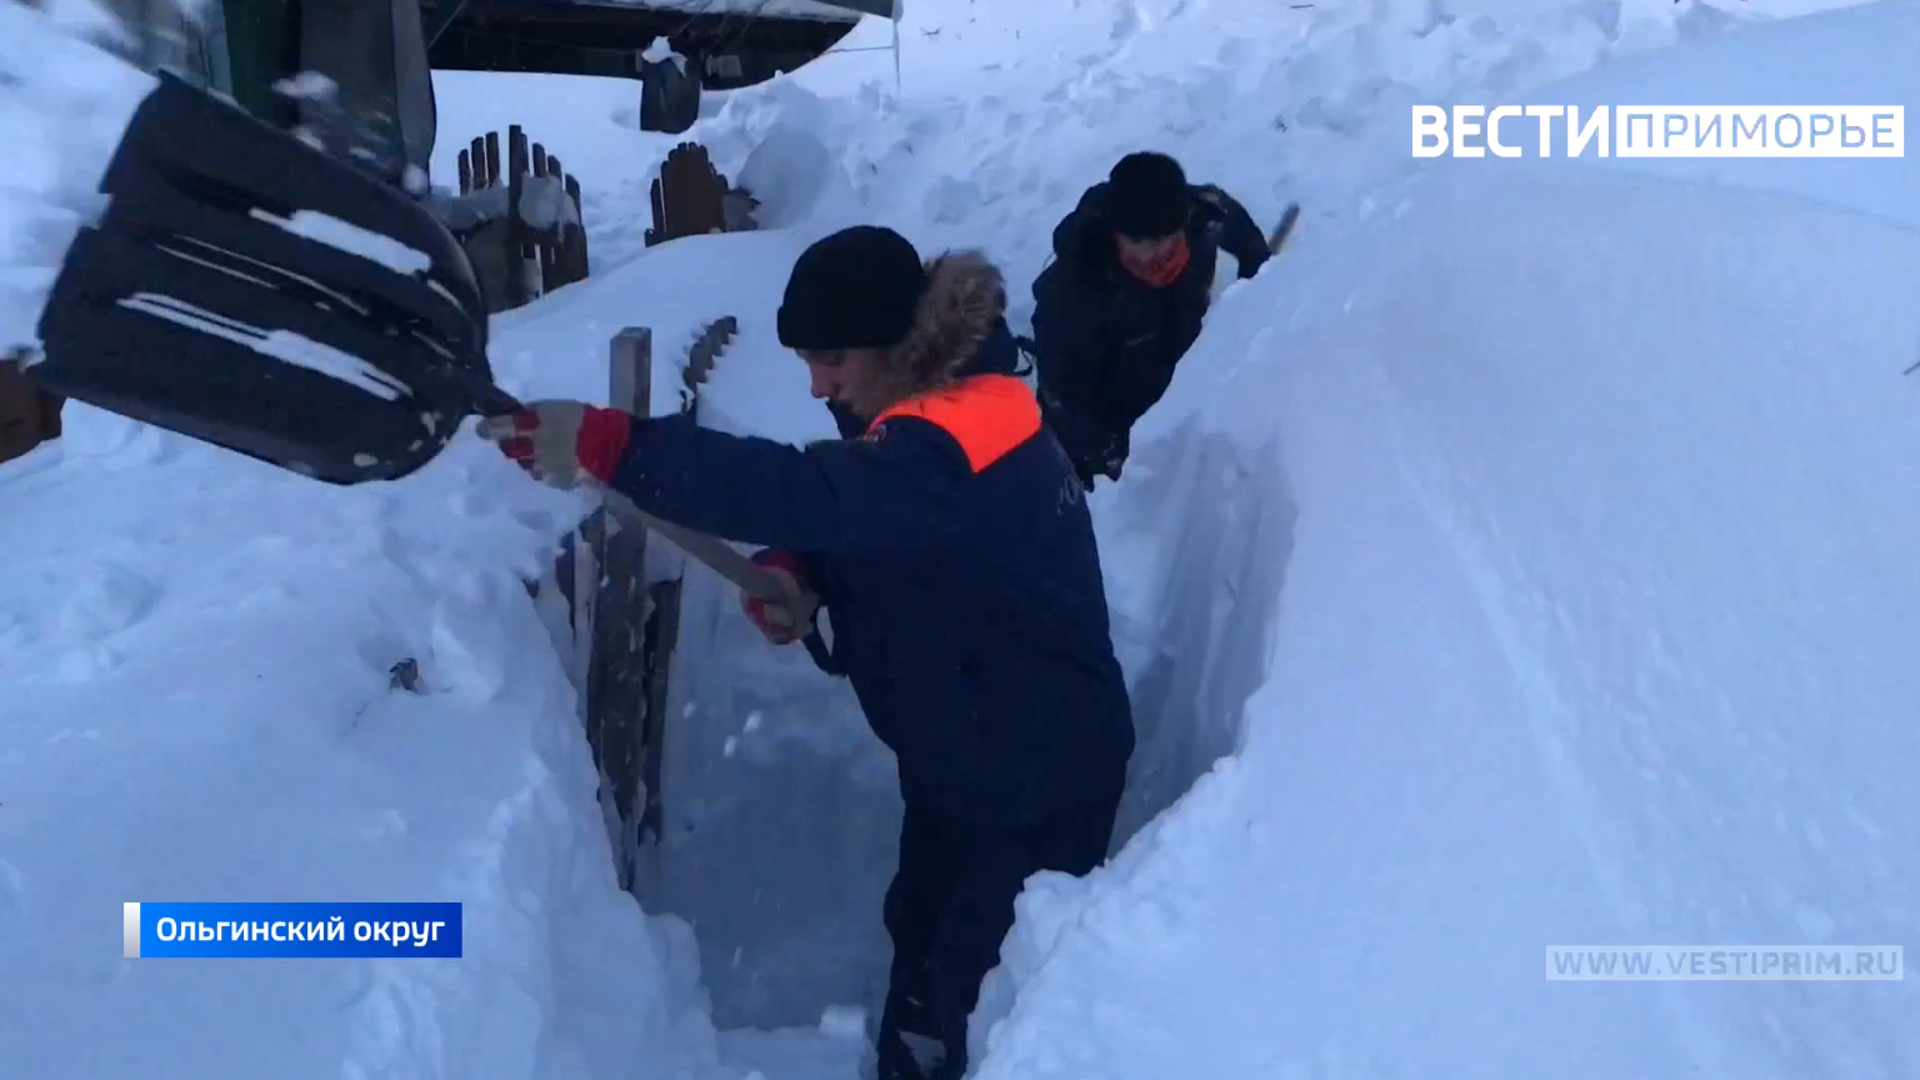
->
[603, 253, 1135, 827]
[1029, 181, 1269, 475]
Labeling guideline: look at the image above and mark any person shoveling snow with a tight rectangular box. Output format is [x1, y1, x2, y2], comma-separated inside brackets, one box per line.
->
[478, 226, 1137, 1080]
[1029, 150, 1274, 491]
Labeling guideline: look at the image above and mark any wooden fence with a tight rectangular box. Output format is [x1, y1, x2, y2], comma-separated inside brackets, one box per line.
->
[646, 141, 757, 247]
[447, 130, 756, 316]
[456, 124, 590, 311]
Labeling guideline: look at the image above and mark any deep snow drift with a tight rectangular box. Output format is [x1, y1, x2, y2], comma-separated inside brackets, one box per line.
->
[2, 0, 1916, 1078]
[976, 151, 1920, 1080]
[964, 4, 1920, 1076]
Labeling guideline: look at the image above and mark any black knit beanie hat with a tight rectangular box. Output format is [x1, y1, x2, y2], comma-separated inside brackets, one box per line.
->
[777, 225, 927, 351]
[1106, 151, 1190, 239]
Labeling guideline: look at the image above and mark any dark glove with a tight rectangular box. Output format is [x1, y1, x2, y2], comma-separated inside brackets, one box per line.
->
[476, 401, 633, 489]
[1098, 428, 1130, 482]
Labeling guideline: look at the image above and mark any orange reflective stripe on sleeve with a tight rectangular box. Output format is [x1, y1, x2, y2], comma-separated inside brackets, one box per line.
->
[870, 373, 1041, 473]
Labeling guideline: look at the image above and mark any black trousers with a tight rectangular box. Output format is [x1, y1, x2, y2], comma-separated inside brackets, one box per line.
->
[875, 788, 1122, 1080]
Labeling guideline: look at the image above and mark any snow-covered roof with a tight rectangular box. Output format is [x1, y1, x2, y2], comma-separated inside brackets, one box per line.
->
[501, 0, 875, 21]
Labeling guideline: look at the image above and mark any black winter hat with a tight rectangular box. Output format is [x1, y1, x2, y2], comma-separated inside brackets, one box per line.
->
[1106, 151, 1190, 239]
[777, 225, 927, 351]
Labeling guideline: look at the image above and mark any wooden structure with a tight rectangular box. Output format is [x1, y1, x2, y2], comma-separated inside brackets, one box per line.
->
[646, 142, 738, 247]
[421, 0, 859, 90]
[0, 353, 63, 466]
[536, 318, 737, 892]
[455, 124, 590, 311]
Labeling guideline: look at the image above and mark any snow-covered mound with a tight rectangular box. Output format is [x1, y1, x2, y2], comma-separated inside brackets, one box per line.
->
[0, 3, 150, 351]
[1497, 0, 1920, 225]
[966, 2, 1920, 1076]
[0, 8, 744, 1079]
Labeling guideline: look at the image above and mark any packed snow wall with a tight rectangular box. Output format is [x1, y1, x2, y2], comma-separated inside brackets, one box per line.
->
[962, 9, 1920, 1070]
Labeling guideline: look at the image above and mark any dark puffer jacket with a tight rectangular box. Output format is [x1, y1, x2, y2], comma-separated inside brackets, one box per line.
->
[600, 252, 1136, 827]
[1029, 181, 1269, 482]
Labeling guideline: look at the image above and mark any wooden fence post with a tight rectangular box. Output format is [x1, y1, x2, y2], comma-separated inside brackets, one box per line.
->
[506, 123, 531, 310]
[582, 327, 655, 890]
[544, 322, 737, 888]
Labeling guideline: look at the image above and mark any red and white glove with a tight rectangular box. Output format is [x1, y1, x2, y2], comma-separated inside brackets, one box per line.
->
[741, 549, 810, 646]
[476, 401, 632, 490]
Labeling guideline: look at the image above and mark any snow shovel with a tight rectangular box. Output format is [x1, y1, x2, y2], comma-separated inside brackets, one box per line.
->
[24, 72, 836, 665]
[28, 70, 500, 485]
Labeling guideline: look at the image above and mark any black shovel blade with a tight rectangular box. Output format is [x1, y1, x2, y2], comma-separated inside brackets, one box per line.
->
[31, 71, 503, 485]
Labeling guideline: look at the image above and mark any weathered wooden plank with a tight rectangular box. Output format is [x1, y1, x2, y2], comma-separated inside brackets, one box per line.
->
[585, 328, 654, 889]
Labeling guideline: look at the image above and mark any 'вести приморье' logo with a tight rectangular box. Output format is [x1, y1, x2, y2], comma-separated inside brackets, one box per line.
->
[1414, 105, 1905, 159]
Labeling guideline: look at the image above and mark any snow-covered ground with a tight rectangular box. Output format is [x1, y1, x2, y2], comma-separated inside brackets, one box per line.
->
[3, 0, 1916, 1078]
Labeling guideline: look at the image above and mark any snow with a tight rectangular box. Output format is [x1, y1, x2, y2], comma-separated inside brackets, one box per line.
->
[614, 0, 863, 21]
[428, 175, 585, 234]
[973, 151, 1920, 1079]
[252, 207, 435, 275]
[641, 35, 688, 78]
[3, 0, 1917, 1078]
[0, 7, 151, 350]
[272, 70, 340, 101]
[115, 294, 414, 402]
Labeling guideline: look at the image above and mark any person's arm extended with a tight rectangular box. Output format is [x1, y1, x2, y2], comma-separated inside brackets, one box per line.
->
[1195, 184, 1270, 278]
[604, 410, 970, 556]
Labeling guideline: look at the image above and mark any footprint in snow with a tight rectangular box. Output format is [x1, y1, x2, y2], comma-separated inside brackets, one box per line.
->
[56, 563, 157, 640]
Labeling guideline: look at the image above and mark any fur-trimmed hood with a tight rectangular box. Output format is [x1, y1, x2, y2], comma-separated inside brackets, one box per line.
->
[869, 250, 1009, 407]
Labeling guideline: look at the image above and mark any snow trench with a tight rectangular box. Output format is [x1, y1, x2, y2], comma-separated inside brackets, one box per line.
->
[487, 225, 1305, 1045]
[1098, 419, 1298, 846]
[601, 321, 1301, 1040]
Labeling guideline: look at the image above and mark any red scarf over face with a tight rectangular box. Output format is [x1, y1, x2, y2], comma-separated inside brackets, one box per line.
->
[1118, 232, 1191, 288]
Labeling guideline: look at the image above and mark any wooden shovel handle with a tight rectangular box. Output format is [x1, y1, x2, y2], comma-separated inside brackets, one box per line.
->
[472, 378, 829, 643]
